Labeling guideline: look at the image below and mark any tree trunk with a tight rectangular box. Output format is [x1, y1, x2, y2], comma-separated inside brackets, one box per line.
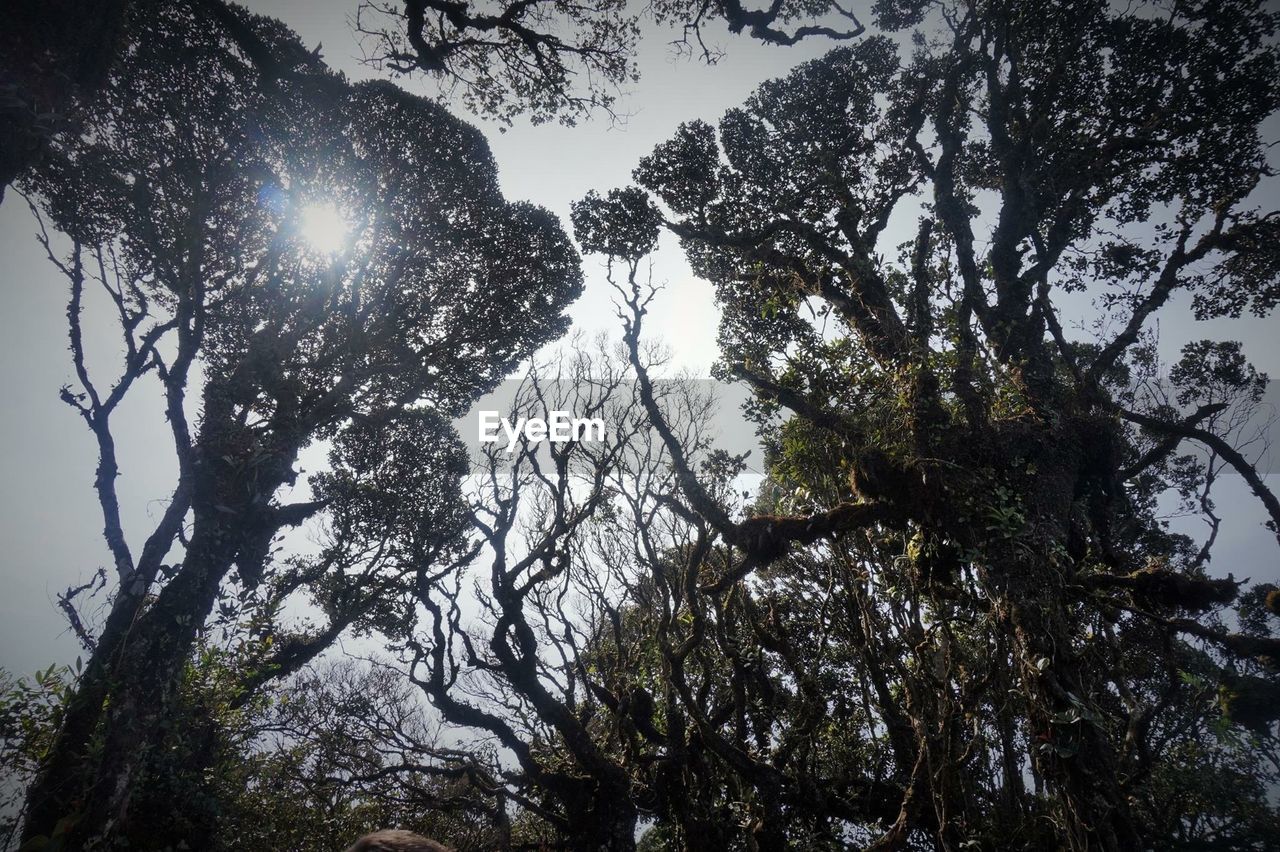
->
[20, 582, 149, 842]
[978, 417, 1143, 851]
[67, 522, 234, 845]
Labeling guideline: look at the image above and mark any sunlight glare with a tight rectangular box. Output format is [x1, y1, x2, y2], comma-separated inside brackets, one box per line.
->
[299, 201, 350, 254]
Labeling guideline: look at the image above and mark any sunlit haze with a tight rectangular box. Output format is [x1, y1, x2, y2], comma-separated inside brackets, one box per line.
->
[299, 200, 350, 254]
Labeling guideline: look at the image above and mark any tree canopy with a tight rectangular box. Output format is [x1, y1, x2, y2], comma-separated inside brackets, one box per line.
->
[559, 1, 1280, 847]
[10, 0, 580, 846]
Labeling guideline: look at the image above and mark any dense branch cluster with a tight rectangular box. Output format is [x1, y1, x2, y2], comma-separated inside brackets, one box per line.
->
[355, 0, 868, 124]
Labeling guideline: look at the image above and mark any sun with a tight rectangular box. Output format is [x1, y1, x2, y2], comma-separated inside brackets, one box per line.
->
[298, 201, 351, 254]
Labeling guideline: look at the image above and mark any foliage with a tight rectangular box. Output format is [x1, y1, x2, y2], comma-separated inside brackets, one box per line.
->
[551, 0, 1280, 848]
[14, 0, 580, 846]
[356, 0, 869, 126]
[6, 0, 1280, 850]
[0, 667, 74, 849]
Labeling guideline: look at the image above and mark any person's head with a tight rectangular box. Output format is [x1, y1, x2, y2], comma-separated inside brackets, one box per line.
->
[344, 829, 453, 852]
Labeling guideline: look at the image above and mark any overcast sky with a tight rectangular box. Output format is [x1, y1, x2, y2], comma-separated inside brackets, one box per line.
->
[1, 1, 1276, 677]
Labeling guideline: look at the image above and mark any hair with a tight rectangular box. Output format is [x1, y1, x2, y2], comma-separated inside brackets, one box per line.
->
[344, 829, 454, 852]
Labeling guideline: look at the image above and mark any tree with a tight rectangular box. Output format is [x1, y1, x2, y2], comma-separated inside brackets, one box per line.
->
[16, 0, 581, 845]
[0, 0, 129, 202]
[1, 0, 866, 200]
[561, 0, 1280, 847]
[210, 658, 508, 852]
[401, 338, 657, 849]
[356, 0, 868, 126]
[10, 0, 1280, 849]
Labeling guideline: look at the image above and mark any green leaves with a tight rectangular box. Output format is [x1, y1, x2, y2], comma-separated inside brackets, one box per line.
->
[632, 120, 721, 217]
[570, 186, 663, 261]
[1171, 340, 1268, 408]
[314, 408, 469, 555]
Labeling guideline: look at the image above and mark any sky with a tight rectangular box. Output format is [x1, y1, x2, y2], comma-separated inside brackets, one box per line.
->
[0, 1, 1276, 677]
